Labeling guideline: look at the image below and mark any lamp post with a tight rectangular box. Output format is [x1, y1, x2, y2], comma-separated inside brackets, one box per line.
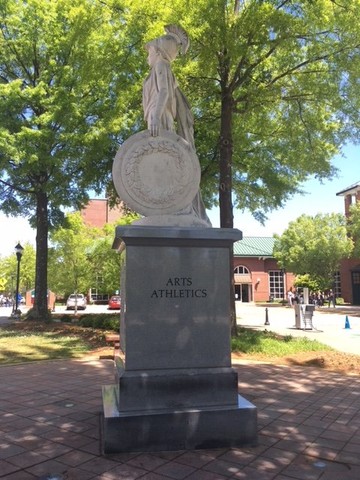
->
[14, 242, 24, 314]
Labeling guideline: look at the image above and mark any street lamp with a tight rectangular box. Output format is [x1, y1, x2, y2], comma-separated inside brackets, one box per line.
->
[14, 242, 24, 314]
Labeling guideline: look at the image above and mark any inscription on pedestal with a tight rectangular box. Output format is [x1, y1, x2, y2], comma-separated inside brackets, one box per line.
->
[150, 277, 207, 299]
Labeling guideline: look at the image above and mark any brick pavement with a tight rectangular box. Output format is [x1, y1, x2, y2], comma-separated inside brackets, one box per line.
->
[1, 357, 359, 479]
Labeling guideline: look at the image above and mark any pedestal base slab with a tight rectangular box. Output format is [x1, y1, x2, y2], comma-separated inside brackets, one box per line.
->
[102, 385, 257, 454]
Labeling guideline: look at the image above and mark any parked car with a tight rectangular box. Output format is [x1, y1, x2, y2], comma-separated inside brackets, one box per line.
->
[66, 294, 87, 310]
[108, 295, 121, 310]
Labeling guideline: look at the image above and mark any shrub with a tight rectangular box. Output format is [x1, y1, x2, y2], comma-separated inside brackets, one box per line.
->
[78, 314, 119, 331]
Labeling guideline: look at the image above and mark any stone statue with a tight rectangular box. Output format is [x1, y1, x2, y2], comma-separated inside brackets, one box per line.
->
[112, 25, 211, 228]
[142, 25, 211, 227]
[143, 25, 192, 141]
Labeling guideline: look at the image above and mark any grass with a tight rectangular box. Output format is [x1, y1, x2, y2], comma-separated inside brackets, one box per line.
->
[0, 320, 112, 365]
[0, 330, 96, 364]
[0, 316, 334, 366]
[231, 327, 332, 357]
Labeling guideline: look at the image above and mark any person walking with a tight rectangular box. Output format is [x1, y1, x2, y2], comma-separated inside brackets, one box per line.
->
[327, 289, 336, 308]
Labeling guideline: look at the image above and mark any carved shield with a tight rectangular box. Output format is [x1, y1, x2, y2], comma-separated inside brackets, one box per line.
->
[112, 130, 201, 216]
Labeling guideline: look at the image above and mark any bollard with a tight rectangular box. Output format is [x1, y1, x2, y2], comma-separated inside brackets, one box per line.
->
[264, 307, 270, 326]
[344, 316, 351, 329]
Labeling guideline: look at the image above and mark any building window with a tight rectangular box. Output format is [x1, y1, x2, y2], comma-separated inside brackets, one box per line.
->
[334, 271, 341, 298]
[353, 272, 360, 284]
[234, 265, 250, 274]
[269, 270, 284, 300]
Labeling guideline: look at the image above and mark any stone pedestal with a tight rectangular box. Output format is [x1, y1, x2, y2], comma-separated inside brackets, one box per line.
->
[102, 226, 257, 453]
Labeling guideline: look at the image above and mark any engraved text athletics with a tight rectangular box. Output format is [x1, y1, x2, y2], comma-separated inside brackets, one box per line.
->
[150, 277, 207, 299]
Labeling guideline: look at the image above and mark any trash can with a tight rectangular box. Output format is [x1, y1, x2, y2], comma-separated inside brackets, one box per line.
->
[294, 304, 315, 329]
[302, 304, 315, 329]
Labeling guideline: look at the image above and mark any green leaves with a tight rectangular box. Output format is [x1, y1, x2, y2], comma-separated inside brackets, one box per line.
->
[0, 0, 143, 315]
[273, 213, 353, 289]
[169, 0, 360, 222]
[48, 212, 128, 297]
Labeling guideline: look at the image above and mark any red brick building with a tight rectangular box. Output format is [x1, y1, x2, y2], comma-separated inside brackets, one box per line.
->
[233, 237, 295, 303]
[337, 182, 360, 304]
[80, 198, 124, 228]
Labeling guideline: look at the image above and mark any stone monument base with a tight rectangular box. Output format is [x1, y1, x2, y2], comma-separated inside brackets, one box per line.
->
[102, 384, 257, 453]
[101, 227, 257, 454]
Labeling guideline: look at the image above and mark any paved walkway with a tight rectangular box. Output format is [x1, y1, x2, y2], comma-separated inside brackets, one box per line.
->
[0, 357, 359, 479]
[0, 304, 359, 479]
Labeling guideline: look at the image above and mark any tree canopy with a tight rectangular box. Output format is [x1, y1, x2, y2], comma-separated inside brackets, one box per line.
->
[48, 213, 96, 299]
[189, 0, 360, 226]
[117, 0, 360, 226]
[0, 0, 137, 318]
[273, 213, 353, 290]
[48, 211, 137, 299]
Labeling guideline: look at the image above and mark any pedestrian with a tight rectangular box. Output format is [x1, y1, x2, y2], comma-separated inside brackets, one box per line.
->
[287, 289, 294, 306]
[327, 289, 336, 308]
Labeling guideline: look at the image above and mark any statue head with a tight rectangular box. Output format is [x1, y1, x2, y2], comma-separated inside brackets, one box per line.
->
[145, 25, 190, 62]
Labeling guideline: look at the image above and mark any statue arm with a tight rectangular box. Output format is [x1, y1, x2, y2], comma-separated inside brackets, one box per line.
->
[149, 61, 171, 136]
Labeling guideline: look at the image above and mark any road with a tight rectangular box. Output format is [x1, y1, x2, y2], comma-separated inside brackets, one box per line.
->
[0, 303, 118, 325]
[236, 302, 360, 356]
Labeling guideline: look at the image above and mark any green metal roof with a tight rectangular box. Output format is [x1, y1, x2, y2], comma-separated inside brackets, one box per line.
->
[233, 237, 275, 257]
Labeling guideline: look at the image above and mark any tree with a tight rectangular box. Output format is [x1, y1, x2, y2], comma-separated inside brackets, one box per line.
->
[192, 0, 360, 227]
[48, 211, 138, 300]
[121, 0, 360, 227]
[86, 214, 139, 297]
[293, 274, 321, 293]
[48, 213, 96, 300]
[0, 243, 36, 299]
[86, 235, 121, 300]
[0, 0, 137, 319]
[273, 213, 353, 290]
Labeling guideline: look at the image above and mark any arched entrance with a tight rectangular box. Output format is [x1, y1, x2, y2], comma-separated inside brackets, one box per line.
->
[234, 266, 252, 302]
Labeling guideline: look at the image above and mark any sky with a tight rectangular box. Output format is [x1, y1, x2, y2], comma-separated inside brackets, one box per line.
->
[208, 143, 359, 234]
[0, 143, 358, 258]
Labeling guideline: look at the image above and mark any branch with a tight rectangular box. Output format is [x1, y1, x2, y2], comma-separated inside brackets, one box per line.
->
[276, 0, 292, 9]
[0, 23, 34, 85]
[268, 43, 360, 86]
[330, 0, 349, 8]
[0, 177, 34, 195]
[96, 0, 125, 13]
[188, 74, 220, 84]
[296, 99, 314, 151]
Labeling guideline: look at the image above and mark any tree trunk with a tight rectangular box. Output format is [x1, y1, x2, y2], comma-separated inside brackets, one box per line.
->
[219, 91, 237, 335]
[219, 91, 234, 229]
[33, 191, 49, 321]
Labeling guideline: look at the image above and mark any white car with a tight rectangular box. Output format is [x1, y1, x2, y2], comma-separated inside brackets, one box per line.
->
[66, 294, 87, 310]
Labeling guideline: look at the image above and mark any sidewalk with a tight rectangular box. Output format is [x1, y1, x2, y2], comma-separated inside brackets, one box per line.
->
[0, 357, 359, 479]
[236, 303, 360, 356]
